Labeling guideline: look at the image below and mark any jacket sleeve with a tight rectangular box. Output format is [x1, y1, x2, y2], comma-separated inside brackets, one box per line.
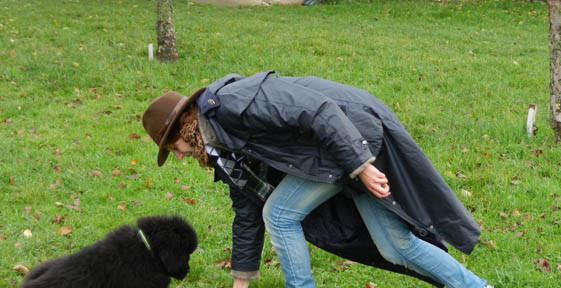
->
[228, 184, 266, 279]
[240, 76, 374, 177]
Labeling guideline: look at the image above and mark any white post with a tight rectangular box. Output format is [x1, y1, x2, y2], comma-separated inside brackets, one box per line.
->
[526, 104, 536, 137]
[148, 43, 154, 61]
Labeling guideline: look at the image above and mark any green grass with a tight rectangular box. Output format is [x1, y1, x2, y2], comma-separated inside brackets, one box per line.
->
[1, 0, 560, 287]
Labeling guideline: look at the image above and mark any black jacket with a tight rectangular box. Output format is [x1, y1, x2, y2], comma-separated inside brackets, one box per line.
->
[200, 71, 480, 285]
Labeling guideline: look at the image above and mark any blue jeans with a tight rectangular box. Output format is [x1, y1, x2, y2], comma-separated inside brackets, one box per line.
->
[263, 175, 486, 288]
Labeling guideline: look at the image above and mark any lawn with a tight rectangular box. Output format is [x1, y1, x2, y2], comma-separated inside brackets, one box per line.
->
[1, 0, 560, 287]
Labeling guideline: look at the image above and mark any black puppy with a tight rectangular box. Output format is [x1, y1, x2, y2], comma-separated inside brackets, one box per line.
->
[21, 215, 198, 288]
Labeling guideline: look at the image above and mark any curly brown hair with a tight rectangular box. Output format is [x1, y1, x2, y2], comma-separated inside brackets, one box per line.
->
[166, 104, 209, 167]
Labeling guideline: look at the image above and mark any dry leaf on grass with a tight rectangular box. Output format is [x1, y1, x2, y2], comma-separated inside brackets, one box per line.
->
[111, 169, 123, 176]
[12, 264, 29, 275]
[88, 170, 103, 177]
[184, 197, 196, 205]
[117, 202, 127, 211]
[535, 258, 551, 273]
[56, 226, 72, 236]
[215, 259, 231, 269]
[264, 258, 279, 267]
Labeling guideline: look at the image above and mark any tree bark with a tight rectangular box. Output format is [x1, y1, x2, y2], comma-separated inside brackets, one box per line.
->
[155, 0, 178, 62]
[548, 0, 561, 144]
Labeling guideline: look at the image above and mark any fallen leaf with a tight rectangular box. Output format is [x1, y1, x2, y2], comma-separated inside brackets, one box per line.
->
[130, 159, 137, 165]
[455, 171, 468, 179]
[57, 226, 72, 236]
[461, 189, 472, 198]
[478, 239, 497, 249]
[9, 176, 15, 185]
[500, 212, 508, 219]
[88, 170, 103, 177]
[106, 194, 115, 201]
[365, 282, 377, 288]
[165, 192, 173, 199]
[117, 202, 127, 211]
[181, 185, 190, 191]
[128, 133, 140, 139]
[0, 234, 6, 241]
[184, 197, 196, 205]
[23, 229, 32, 238]
[51, 216, 63, 224]
[66, 99, 82, 108]
[514, 231, 525, 238]
[512, 209, 521, 216]
[535, 258, 551, 273]
[111, 169, 123, 176]
[12, 264, 29, 275]
[214, 259, 231, 269]
[264, 258, 279, 267]
[65, 198, 80, 210]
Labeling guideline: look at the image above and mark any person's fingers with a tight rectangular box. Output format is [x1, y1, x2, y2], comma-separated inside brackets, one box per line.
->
[374, 177, 388, 184]
[379, 183, 390, 194]
[369, 182, 390, 198]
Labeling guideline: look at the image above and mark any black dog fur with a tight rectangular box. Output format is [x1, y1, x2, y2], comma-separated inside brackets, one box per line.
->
[21, 215, 198, 288]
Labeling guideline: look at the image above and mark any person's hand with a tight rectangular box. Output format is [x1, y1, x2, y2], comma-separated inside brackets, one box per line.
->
[358, 164, 390, 198]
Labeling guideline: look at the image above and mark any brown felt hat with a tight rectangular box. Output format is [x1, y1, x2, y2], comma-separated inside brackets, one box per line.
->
[142, 88, 206, 166]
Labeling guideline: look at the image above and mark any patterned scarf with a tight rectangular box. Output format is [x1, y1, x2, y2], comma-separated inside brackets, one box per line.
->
[178, 105, 209, 167]
[177, 105, 277, 201]
[205, 146, 276, 202]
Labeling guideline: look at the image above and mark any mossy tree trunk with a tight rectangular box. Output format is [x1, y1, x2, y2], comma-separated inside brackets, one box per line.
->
[548, 0, 561, 144]
[155, 0, 178, 62]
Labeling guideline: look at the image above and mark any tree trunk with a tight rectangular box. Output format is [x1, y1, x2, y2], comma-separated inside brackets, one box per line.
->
[155, 0, 178, 62]
[548, 0, 561, 144]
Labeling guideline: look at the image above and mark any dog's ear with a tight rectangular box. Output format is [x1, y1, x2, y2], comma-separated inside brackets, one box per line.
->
[138, 216, 198, 279]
